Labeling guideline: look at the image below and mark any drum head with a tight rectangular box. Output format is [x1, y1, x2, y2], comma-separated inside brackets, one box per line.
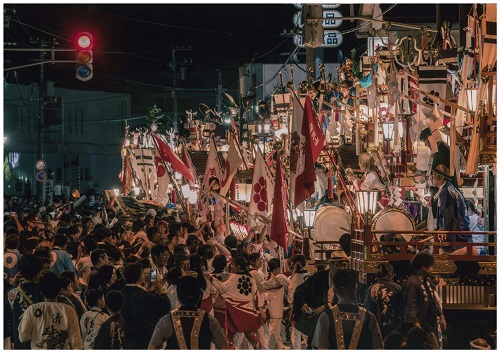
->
[313, 206, 352, 243]
[372, 207, 415, 242]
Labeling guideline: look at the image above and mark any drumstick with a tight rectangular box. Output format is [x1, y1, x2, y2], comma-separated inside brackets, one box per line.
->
[340, 227, 349, 232]
[419, 236, 434, 242]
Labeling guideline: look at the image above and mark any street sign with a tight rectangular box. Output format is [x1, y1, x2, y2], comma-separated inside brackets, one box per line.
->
[36, 170, 47, 182]
[293, 10, 343, 28]
[323, 10, 343, 28]
[294, 29, 344, 48]
[35, 159, 46, 170]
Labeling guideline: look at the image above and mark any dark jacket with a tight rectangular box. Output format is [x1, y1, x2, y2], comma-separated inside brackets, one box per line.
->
[93, 313, 130, 349]
[364, 278, 403, 338]
[402, 275, 441, 337]
[292, 269, 330, 321]
[437, 181, 470, 249]
[120, 285, 171, 349]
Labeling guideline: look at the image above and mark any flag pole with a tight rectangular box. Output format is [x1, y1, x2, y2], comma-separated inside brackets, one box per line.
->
[152, 134, 188, 215]
[232, 131, 249, 170]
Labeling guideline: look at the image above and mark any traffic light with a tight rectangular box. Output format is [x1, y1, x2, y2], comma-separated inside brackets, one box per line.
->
[75, 32, 93, 81]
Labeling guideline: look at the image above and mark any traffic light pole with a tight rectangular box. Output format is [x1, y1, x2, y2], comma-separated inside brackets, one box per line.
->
[3, 48, 77, 72]
[5, 46, 78, 202]
[170, 46, 191, 130]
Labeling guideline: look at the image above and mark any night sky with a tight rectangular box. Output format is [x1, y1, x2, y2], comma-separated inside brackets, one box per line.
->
[4, 3, 460, 116]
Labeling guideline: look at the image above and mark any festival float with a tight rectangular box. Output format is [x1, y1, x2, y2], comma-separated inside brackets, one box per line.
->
[110, 4, 496, 312]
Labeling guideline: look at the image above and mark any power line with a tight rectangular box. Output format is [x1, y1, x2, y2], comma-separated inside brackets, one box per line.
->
[92, 9, 284, 38]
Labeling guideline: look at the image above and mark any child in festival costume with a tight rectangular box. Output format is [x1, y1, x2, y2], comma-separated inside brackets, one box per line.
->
[357, 153, 390, 208]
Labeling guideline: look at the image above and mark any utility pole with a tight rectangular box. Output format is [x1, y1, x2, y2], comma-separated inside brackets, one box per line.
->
[37, 38, 46, 203]
[216, 69, 222, 113]
[169, 46, 191, 130]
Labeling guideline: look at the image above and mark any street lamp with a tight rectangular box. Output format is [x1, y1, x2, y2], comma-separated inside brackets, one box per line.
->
[467, 85, 478, 113]
[381, 120, 394, 155]
[355, 189, 379, 219]
[303, 208, 317, 259]
[382, 119, 404, 155]
[257, 118, 272, 155]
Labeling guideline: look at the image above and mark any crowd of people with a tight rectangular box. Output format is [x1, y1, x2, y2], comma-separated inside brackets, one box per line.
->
[3, 190, 493, 350]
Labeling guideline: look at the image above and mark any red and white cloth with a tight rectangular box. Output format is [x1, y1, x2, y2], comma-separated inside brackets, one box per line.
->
[210, 273, 261, 333]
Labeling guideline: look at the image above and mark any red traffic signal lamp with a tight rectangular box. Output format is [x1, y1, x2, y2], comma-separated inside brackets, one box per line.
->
[75, 32, 93, 81]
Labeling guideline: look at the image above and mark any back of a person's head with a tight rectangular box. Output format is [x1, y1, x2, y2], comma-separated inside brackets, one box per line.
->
[97, 264, 114, 285]
[290, 254, 306, 268]
[90, 249, 106, 266]
[26, 238, 40, 253]
[83, 236, 98, 253]
[268, 258, 281, 272]
[333, 269, 357, 293]
[147, 226, 160, 241]
[166, 267, 183, 286]
[123, 261, 143, 284]
[168, 222, 182, 237]
[66, 241, 80, 259]
[34, 246, 51, 260]
[173, 244, 187, 254]
[177, 276, 201, 306]
[39, 272, 63, 299]
[86, 288, 104, 308]
[189, 253, 202, 272]
[66, 225, 80, 238]
[406, 326, 426, 349]
[212, 255, 227, 273]
[377, 262, 394, 279]
[470, 338, 491, 350]
[181, 221, 197, 234]
[6, 234, 20, 250]
[59, 214, 71, 225]
[20, 254, 43, 280]
[60, 276, 72, 291]
[105, 290, 124, 313]
[411, 253, 435, 272]
[186, 234, 199, 248]
[132, 219, 145, 233]
[248, 252, 260, 265]
[224, 234, 237, 249]
[384, 331, 406, 349]
[174, 253, 189, 267]
[60, 270, 77, 283]
[94, 228, 110, 242]
[151, 243, 169, 259]
[233, 256, 248, 272]
[53, 234, 69, 248]
[198, 244, 214, 260]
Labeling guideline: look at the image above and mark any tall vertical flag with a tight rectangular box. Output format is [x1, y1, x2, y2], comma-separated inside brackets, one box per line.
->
[481, 4, 497, 72]
[120, 151, 132, 196]
[203, 138, 223, 189]
[130, 148, 156, 200]
[417, 66, 448, 114]
[270, 155, 288, 252]
[220, 138, 244, 196]
[248, 146, 274, 227]
[152, 134, 194, 184]
[289, 93, 305, 207]
[154, 142, 171, 202]
[181, 145, 197, 186]
[294, 95, 326, 206]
